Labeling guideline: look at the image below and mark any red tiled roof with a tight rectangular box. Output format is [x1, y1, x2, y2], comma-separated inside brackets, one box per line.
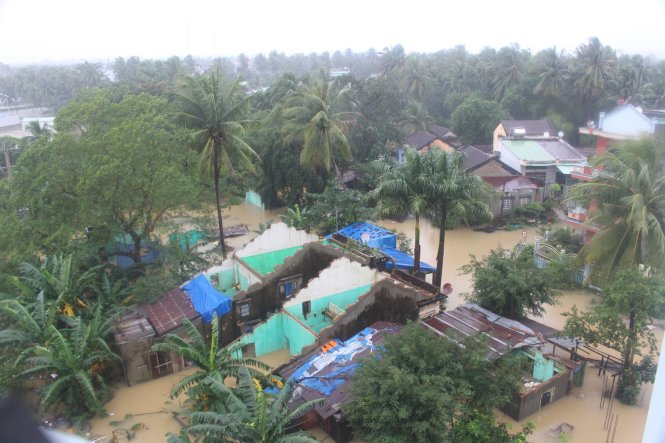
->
[140, 287, 198, 336]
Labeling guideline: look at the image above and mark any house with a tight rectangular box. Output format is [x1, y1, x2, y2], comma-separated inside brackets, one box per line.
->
[423, 303, 585, 421]
[274, 322, 403, 442]
[493, 120, 556, 152]
[401, 125, 459, 161]
[570, 103, 665, 241]
[496, 136, 586, 188]
[114, 276, 232, 386]
[458, 145, 540, 218]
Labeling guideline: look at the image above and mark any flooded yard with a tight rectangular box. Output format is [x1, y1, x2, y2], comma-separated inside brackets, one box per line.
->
[91, 205, 655, 442]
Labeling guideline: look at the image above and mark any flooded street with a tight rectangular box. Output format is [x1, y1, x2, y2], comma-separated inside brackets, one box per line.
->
[95, 205, 656, 442]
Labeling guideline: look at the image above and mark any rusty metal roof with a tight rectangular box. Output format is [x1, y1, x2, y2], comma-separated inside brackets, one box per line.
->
[140, 287, 199, 336]
[423, 304, 556, 359]
[277, 321, 403, 420]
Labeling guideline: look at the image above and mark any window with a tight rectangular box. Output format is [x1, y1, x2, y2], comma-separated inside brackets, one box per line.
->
[302, 300, 311, 318]
[238, 302, 251, 318]
[502, 198, 511, 210]
[278, 274, 303, 299]
[520, 197, 530, 206]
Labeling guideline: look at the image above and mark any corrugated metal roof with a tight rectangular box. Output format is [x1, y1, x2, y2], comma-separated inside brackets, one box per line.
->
[140, 287, 199, 336]
[422, 303, 556, 359]
[501, 138, 586, 164]
[502, 140, 555, 162]
[501, 120, 555, 136]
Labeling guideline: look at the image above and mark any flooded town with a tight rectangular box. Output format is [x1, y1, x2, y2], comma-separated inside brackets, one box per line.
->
[1, 3, 665, 442]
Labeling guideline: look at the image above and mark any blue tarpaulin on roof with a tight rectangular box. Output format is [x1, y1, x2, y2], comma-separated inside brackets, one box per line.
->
[181, 275, 232, 323]
[330, 222, 435, 273]
[381, 247, 436, 273]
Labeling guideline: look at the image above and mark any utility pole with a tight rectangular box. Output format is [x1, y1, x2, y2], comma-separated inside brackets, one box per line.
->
[2, 140, 11, 179]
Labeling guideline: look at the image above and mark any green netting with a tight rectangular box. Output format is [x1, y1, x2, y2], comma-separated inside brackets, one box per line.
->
[234, 312, 317, 357]
[241, 245, 303, 276]
[169, 230, 209, 251]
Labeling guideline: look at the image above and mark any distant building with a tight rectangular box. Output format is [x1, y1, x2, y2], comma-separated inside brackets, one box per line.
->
[400, 125, 459, 162]
[330, 67, 351, 78]
[493, 119, 556, 152]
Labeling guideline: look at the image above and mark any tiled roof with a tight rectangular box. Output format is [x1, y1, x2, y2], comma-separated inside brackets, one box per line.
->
[501, 139, 586, 164]
[430, 124, 451, 138]
[483, 175, 538, 192]
[459, 145, 492, 171]
[423, 303, 555, 359]
[405, 131, 437, 149]
[501, 120, 555, 136]
[278, 321, 402, 419]
[140, 287, 198, 336]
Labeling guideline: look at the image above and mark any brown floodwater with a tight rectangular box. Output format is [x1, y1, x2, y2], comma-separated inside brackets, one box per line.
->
[89, 206, 656, 442]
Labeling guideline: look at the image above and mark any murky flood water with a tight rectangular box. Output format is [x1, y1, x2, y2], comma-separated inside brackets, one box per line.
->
[90, 206, 654, 442]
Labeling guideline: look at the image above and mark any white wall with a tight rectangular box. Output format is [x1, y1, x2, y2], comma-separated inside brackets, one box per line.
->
[283, 258, 383, 307]
[235, 222, 318, 258]
[600, 106, 653, 137]
[499, 143, 523, 173]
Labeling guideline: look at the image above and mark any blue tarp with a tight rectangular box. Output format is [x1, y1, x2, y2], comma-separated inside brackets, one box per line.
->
[381, 247, 436, 273]
[181, 274, 232, 323]
[331, 222, 435, 273]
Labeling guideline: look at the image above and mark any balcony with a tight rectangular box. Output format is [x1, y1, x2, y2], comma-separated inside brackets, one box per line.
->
[567, 207, 587, 223]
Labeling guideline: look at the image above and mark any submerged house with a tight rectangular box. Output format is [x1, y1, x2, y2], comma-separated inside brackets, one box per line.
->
[114, 275, 232, 385]
[275, 322, 403, 442]
[423, 303, 585, 420]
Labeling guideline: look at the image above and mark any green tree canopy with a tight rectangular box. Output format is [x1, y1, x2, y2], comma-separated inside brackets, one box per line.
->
[451, 96, 510, 145]
[344, 322, 531, 443]
[462, 246, 560, 318]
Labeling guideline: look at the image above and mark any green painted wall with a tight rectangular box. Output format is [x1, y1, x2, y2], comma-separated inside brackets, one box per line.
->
[235, 263, 251, 290]
[285, 284, 372, 333]
[242, 245, 304, 276]
[206, 268, 238, 295]
[233, 312, 317, 357]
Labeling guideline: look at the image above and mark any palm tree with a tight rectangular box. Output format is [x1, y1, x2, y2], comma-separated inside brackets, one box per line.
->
[151, 315, 269, 407]
[568, 138, 665, 283]
[492, 44, 528, 100]
[20, 308, 121, 418]
[282, 71, 354, 177]
[399, 101, 434, 135]
[171, 69, 260, 257]
[573, 37, 617, 100]
[400, 58, 433, 101]
[375, 149, 435, 273]
[429, 151, 491, 288]
[533, 47, 570, 98]
[379, 45, 405, 76]
[173, 366, 320, 443]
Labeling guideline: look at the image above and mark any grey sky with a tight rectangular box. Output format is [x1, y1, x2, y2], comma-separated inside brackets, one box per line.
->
[1, 0, 665, 65]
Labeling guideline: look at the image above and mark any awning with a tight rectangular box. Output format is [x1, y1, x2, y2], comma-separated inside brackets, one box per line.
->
[181, 275, 232, 323]
[556, 165, 578, 175]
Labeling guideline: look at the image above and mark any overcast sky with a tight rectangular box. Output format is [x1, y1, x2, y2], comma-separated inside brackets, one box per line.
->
[2, 0, 665, 65]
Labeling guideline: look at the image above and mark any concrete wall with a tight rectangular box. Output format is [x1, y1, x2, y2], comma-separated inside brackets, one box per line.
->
[503, 367, 571, 421]
[236, 222, 318, 258]
[233, 311, 317, 357]
[499, 145, 523, 173]
[600, 105, 653, 136]
[283, 258, 382, 307]
[493, 124, 507, 152]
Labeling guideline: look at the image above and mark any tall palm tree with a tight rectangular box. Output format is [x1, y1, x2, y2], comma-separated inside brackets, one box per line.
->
[400, 58, 433, 101]
[20, 308, 121, 417]
[429, 151, 491, 288]
[379, 45, 405, 76]
[533, 47, 570, 98]
[173, 366, 320, 443]
[282, 72, 354, 177]
[375, 149, 435, 273]
[492, 44, 528, 100]
[573, 37, 617, 100]
[171, 69, 260, 257]
[399, 101, 434, 135]
[151, 315, 269, 407]
[568, 138, 665, 283]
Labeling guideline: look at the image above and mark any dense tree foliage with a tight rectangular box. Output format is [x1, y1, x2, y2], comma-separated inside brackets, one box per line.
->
[564, 267, 664, 403]
[462, 246, 560, 318]
[344, 323, 532, 443]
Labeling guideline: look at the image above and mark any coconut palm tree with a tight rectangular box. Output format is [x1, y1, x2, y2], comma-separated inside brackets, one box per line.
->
[533, 47, 570, 98]
[171, 69, 260, 257]
[172, 366, 320, 443]
[573, 37, 617, 100]
[399, 101, 434, 135]
[400, 58, 433, 101]
[492, 44, 528, 100]
[282, 71, 354, 178]
[375, 149, 435, 274]
[151, 315, 269, 407]
[20, 308, 121, 418]
[429, 151, 491, 288]
[568, 138, 665, 283]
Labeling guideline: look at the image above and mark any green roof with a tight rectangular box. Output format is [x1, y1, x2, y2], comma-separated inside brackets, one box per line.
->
[502, 140, 554, 162]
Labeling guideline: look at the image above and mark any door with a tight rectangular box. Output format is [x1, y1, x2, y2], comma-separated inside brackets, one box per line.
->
[540, 389, 553, 408]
